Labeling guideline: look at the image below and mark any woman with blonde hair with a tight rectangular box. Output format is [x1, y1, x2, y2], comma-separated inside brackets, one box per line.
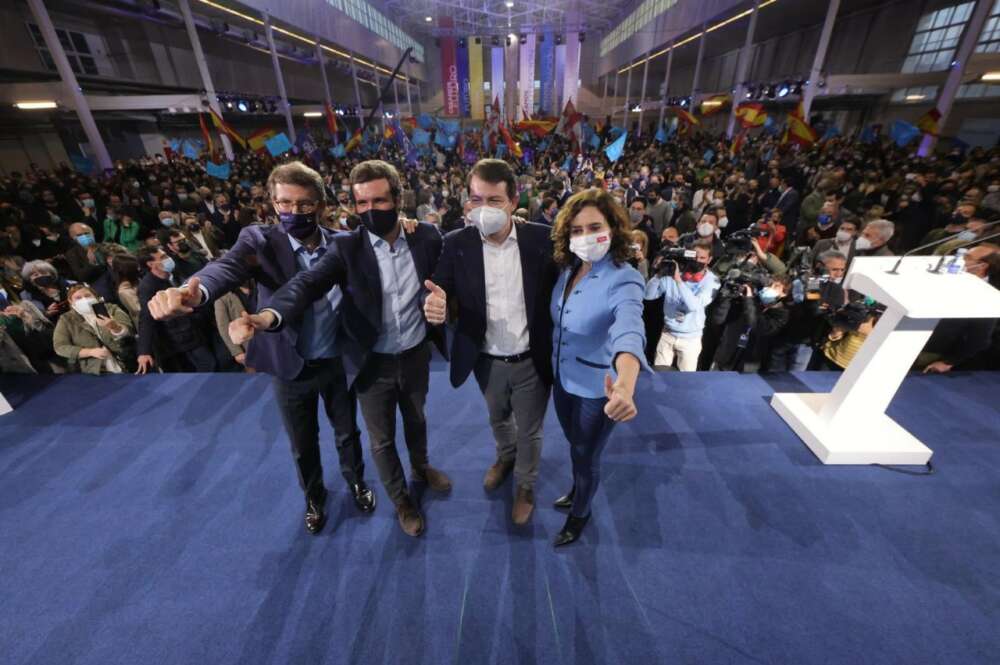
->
[548, 188, 649, 546]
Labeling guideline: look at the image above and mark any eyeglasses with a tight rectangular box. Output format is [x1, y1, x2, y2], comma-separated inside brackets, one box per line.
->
[274, 199, 318, 213]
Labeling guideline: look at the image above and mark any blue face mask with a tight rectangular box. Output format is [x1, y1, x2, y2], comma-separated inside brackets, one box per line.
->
[817, 214, 833, 227]
[161, 217, 175, 227]
[160, 256, 175, 274]
[759, 287, 780, 305]
[956, 230, 977, 242]
[76, 233, 94, 248]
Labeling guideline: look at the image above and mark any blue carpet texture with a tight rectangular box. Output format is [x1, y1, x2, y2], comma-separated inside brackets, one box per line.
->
[1, 368, 998, 665]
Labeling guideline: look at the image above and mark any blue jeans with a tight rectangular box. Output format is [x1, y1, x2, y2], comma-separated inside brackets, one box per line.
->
[553, 380, 617, 518]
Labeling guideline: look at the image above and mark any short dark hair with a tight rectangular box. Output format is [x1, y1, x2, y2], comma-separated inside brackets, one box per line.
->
[136, 245, 161, 270]
[350, 160, 402, 206]
[542, 197, 557, 210]
[468, 159, 517, 202]
[693, 239, 714, 258]
[266, 161, 326, 204]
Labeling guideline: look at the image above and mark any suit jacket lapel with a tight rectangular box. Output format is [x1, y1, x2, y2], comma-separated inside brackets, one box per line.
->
[265, 226, 298, 282]
[459, 229, 486, 314]
[356, 227, 383, 329]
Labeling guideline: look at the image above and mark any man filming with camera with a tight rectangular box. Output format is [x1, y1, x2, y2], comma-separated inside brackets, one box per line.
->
[710, 270, 791, 373]
[644, 240, 720, 371]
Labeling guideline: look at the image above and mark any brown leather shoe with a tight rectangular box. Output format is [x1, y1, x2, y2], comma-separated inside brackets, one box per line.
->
[413, 464, 452, 493]
[483, 459, 514, 491]
[511, 486, 535, 525]
[395, 496, 424, 537]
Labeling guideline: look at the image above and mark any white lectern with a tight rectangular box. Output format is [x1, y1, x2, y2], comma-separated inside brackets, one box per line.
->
[772, 256, 1000, 465]
[0, 393, 10, 416]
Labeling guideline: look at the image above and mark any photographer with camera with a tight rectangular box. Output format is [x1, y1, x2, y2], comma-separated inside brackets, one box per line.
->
[713, 226, 787, 277]
[644, 240, 719, 371]
[767, 250, 848, 372]
[812, 300, 883, 371]
[709, 271, 791, 373]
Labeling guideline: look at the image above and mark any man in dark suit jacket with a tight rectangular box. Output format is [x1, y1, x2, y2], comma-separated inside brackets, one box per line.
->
[147, 162, 375, 536]
[427, 159, 558, 526]
[234, 160, 451, 538]
[774, 176, 801, 237]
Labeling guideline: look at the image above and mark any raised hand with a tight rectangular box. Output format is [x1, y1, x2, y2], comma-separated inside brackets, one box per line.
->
[149, 277, 203, 320]
[603, 374, 638, 422]
[423, 279, 447, 325]
[229, 310, 275, 345]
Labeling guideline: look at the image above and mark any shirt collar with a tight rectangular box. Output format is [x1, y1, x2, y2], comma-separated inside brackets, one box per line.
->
[368, 226, 407, 251]
[287, 228, 327, 254]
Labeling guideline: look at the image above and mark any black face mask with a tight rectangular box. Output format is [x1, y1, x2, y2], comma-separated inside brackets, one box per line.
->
[279, 212, 317, 241]
[361, 208, 399, 237]
[176, 240, 191, 253]
[33, 275, 58, 288]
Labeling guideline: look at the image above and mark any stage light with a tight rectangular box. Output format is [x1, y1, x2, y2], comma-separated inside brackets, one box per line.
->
[237, 100, 249, 112]
[425, 16, 432, 22]
[776, 81, 791, 98]
[982, 71, 1000, 81]
[303, 111, 323, 117]
[14, 100, 57, 109]
[905, 94, 926, 101]
[505, 1, 513, 7]
[225, 99, 234, 109]
[508, 33, 517, 42]
[744, 86, 754, 99]
[631, 104, 641, 112]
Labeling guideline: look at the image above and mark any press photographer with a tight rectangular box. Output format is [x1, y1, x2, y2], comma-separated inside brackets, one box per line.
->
[710, 270, 791, 372]
[644, 240, 719, 371]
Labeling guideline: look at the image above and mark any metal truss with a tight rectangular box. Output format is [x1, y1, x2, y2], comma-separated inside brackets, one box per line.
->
[375, 0, 617, 37]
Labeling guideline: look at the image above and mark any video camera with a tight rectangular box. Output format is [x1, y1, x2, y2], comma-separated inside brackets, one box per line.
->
[723, 227, 770, 254]
[719, 265, 772, 299]
[826, 300, 884, 332]
[656, 245, 699, 276]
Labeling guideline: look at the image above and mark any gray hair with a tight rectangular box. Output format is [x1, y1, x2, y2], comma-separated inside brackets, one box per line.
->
[818, 250, 848, 264]
[864, 219, 895, 242]
[21, 260, 57, 281]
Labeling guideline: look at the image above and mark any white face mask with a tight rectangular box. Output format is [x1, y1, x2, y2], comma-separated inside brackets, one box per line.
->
[717, 217, 729, 228]
[855, 236, 873, 251]
[467, 205, 508, 237]
[71, 296, 97, 316]
[697, 223, 715, 238]
[836, 230, 853, 244]
[569, 232, 612, 263]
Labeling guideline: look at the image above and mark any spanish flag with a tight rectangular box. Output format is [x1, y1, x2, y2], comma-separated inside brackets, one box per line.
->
[345, 128, 363, 153]
[248, 127, 279, 154]
[208, 108, 247, 150]
[324, 104, 339, 141]
[730, 129, 747, 157]
[673, 107, 700, 127]
[499, 122, 522, 158]
[784, 102, 818, 147]
[735, 103, 767, 128]
[916, 108, 941, 137]
[198, 113, 214, 155]
[700, 94, 730, 116]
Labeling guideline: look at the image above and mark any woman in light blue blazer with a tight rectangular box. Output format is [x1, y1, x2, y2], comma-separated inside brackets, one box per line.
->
[549, 188, 649, 547]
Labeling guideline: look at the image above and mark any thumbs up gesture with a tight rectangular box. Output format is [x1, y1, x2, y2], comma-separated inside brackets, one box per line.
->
[423, 279, 447, 325]
[229, 310, 275, 345]
[149, 277, 204, 320]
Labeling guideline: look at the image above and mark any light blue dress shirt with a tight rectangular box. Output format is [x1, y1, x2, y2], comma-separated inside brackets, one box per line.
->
[368, 231, 426, 354]
[644, 271, 720, 338]
[287, 232, 341, 359]
[550, 256, 651, 399]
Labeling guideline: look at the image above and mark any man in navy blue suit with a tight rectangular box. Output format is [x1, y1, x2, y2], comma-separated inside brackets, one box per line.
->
[424, 159, 559, 525]
[147, 161, 375, 536]
[232, 160, 452, 538]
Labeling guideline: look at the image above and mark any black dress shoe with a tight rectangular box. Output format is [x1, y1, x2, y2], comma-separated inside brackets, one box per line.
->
[351, 481, 376, 513]
[305, 487, 329, 535]
[553, 486, 575, 510]
[554, 513, 590, 547]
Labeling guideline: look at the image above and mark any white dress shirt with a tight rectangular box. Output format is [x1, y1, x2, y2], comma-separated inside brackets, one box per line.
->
[482, 223, 529, 356]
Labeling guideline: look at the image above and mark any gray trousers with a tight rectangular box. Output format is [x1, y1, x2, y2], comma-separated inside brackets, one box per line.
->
[473, 355, 550, 490]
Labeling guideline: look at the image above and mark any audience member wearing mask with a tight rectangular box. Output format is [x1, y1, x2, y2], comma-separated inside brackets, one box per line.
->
[711, 274, 791, 373]
[811, 217, 859, 267]
[53, 284, 136, 375]
[65, 222, 106, 283]
[20, 260, 73, 321]
[854, 219, 895, 257]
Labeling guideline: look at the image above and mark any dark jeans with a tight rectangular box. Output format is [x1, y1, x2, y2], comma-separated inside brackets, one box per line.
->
[552, 379, 617, 518]
[271, 356, 365, 500]
[356, 341, 431, 504]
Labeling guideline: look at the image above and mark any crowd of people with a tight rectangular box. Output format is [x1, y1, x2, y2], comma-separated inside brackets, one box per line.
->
[2, 126, 1000, 379]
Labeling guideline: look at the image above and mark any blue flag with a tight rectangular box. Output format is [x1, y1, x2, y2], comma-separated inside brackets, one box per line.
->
[763, 114, 780, 136]
[655, 125, 668, 143]
[418, 113, 435, 130]
[590, 133, 602, 150]
[438, 119, 461, 135]
[206, 161, 231, 179]
[69, 154, 94, 174]
[182, 141, 199, 160]
[609, 126, 625, 140]
[604, 131, 627, 162]
[703, 148, 715, 163]
[890, 120, 920, 147]
[561, 155, 572, 172]
[859, 124, 878, 144]
[330, 144, 346, 158]
[265, 132, 293, 157]
[412, 128, 431, 145]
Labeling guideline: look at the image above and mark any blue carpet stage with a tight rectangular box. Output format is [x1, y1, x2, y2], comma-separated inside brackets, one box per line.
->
[1, 368, 999, 665]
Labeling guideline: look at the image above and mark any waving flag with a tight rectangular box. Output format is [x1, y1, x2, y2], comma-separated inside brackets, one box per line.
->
[655, 124, 669, 144]
[499, 122, 522, 158]
[917, 108, 941, 137]
[889, 119, 921, 148]
[735, 103, 767, 128]
[248, 127, 278, 154]
[345, 128, 363, 153]
[730, 129, 747, 157]
[198, 113, 214, 156]
[324, 104, 339, 142]
[208, 108, 247, 150]
[555, 99, 583, 140]
[604, 131, 627, 163]
[784, 102, 818, 147]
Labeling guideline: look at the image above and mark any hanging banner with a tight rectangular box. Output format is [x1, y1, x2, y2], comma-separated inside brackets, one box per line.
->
[563, 33, 581, 109]
[518, 34, 536, 121]
[439, 17, 460, 116]
[457, 38, 471, 118]
[491, 47, 505, 120]
[538, 31, 555, 117]
[554, 43, 566, 115]
[469, 37, 485, 120]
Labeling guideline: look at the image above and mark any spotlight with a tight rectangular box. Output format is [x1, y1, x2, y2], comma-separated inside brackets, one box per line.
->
[225, 99, 234, 109]
[679, 97, 689, 107]
[508, 33, 517, 43]
[237, 99, 249, 112]
[425, 16, 432, 22]
[765, 84, 776, 99]
[744, 86, 754, 99]
[505, 1, 513, 7]
[776, 81, 791, 98]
